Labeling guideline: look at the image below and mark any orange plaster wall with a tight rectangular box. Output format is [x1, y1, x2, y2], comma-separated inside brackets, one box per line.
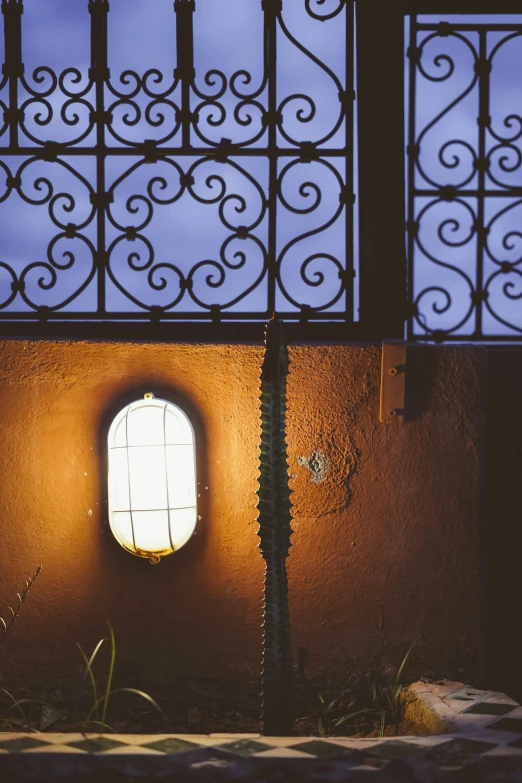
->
[0, 340, 486, 687]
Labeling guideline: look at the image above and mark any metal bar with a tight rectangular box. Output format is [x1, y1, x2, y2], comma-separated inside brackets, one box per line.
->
[345, 1, 354, 325]
[0, 321, 371, 342]
[264, 0, 278, 317]
[415, 189, 522, 197]
[474, 28, 488, 339]
[2, 0, 23, 149]
[357, 0, 407, 338]
[417, 24, 522, 31]
[162, 403, 175, 552]
[400, 0, 522, 12]
[124, 408, 137, 553]
[0, 146, 348, 157]
[407, 14, 417, 341]
[89, 0, 109, 315]
[174, 0, 195, 148]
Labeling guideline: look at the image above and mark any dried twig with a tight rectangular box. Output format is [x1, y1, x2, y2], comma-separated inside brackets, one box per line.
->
[0, 566, 42, 646]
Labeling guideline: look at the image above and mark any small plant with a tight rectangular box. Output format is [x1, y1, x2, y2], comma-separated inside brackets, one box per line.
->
[0, 566, 42, 646]
[298, 645, 413, 738]
[74, 621, 166, 732]
[0, 621, 166, 733]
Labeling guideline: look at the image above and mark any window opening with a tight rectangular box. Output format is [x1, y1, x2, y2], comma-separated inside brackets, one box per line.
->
[0, 0, 355, 331]
[406, 12, 522, 342]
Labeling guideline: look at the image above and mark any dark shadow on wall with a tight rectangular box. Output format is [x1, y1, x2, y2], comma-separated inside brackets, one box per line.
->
[484, 348, 522, 702]
[94, 381, 212, 681]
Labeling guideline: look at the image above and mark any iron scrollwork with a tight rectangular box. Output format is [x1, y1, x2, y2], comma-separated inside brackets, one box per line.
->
[0, 0, 353, 328]
[408, 14, 522, 341]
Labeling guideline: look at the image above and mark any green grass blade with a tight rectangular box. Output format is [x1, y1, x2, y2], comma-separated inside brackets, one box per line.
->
[333, 708, 375, 728]
[101, 622, 116, 727]
[109, 688, 166, 721]
[76, 640, 104, 722]
[0, 689, 44, 732]
[394, 645, 413, 690]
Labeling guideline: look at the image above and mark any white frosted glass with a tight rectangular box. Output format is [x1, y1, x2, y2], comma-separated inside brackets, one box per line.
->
[132, 510, 171, 552]
[165, 407, 193, 445]
[127, 403, 165, 446]
[110, 448, 131, 511]
[110, 511, 135, 551]
[108, 397, 197, 558]
[169, 507, 197, 550]
[128, 445, 167, 510]
[166, 445, 196, 508]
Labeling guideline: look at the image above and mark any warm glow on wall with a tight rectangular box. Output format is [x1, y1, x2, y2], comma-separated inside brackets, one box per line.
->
[107, 394, 197, 563]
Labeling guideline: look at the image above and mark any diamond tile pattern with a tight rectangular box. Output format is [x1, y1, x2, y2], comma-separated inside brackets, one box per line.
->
[289, 740, 356, 757]
[0, 736, 50, 753]
[66, 737, 128, 753]
[464, 702, 516, 716]
[140, 737, 203, 754]
[216, 739, 272, 756]
[489, 717, 522, 733]
[0, 682, 521, 772]
[365, 740, 426, 758]
[428, 738, 497, 766]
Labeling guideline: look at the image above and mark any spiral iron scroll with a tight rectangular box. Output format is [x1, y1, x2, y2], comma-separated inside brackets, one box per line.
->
[408, 16, 522, 340]
[0, 0, 352, 325]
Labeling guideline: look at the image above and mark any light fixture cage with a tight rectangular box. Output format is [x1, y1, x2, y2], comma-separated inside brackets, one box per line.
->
[107, 393, 197, 562]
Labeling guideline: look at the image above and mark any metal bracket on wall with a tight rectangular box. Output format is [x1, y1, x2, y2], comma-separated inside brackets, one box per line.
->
[380, 341, 407, 424]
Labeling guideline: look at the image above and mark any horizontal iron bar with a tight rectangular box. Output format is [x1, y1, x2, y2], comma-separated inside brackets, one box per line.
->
[415, 189, 522, 197]
[401, 0, 522, 12]
[0, 311, 349, 321]
[112, 507, 196, 512]
[417, 24, 522, 30]
[411, 334, 522, 342]
[0, 146, 347, 157]
[0, 321, 368, 343]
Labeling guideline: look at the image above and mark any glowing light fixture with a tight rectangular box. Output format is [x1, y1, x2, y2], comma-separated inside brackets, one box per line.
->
[107, 394, 197, 563]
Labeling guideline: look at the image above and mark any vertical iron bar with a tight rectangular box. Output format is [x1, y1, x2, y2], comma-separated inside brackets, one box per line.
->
[174, 0, 195, 148]
[407, 14, 417, 340]
[163, 403, 175, 552]
[475, 29, 488, 339]
[89, 0, 109, 316]
[264, 0, 278, 317]
[345, 1, 354, 325]
[2, 0, 24, 149]
[357, 0, 406, 338]
[124, 408, 137, 554]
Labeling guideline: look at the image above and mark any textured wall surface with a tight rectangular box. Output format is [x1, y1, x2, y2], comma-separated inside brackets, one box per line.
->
[0, 341, 486, 689]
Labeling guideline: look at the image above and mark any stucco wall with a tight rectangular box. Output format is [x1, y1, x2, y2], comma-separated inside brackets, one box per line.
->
[0, 341, 486, 690]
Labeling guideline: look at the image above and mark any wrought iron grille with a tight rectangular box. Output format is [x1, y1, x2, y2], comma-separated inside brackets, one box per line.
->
[407, 14, 522, 342]
[0, 0, 353, 333]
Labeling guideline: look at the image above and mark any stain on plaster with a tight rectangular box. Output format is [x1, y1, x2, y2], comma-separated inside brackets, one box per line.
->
[297, 450, 328, 483]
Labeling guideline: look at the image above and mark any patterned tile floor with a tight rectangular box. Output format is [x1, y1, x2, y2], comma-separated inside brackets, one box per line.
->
[1, 681, 522, 779]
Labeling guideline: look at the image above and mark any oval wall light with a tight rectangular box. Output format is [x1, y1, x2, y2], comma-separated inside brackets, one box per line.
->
[107, 393, 197, 563]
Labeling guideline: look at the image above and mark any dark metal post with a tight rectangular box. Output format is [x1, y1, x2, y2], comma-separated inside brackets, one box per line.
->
[174, 0, 195, 148]
[262, 0, 280, 317]
[357, 0, 407, 339]
[2, 0, 24, 149]
[346, 1, 355, 324]
[89, 0, 110, 315]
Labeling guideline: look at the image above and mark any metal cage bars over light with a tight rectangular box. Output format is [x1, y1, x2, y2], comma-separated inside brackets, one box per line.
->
[107, 394, 197, 562]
